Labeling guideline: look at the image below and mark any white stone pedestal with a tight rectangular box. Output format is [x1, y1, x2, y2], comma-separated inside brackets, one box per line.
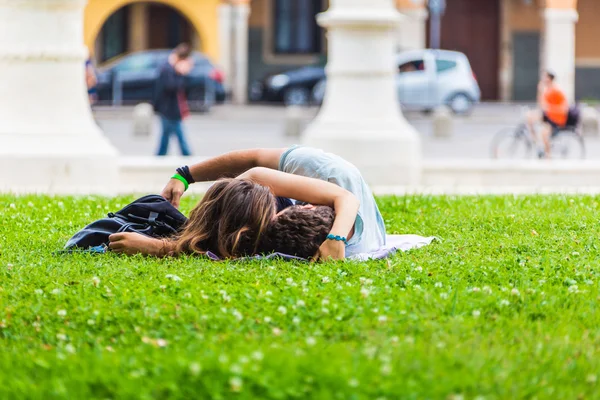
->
[302, 0, 422, 186]
[397, 8, 428, 51]
[0, 0, 118, 194]
[542, 8, 579, 103]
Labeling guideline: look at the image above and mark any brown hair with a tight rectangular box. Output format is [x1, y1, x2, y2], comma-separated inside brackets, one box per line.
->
[259, 205, 335, 259]
[174, 178, 275, 258]
[174, 43, 192, 60]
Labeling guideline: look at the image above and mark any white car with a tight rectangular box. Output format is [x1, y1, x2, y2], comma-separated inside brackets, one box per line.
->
[312, 49, 481, 115]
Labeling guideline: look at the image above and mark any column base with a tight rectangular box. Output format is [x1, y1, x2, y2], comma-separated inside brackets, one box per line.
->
[0, 130, 119, 195]
[302, 118, 422, 186]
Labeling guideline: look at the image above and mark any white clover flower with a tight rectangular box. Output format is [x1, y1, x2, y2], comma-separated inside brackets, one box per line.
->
[380, 363, 392, 376]
[272, 327, 282, 336]
[585, 279, 594, 285]
[296, 299, 306, 307]
[251, 351, 264, 361]
[321, 276, 330, 283]
[415, 266, 423, 272]
[34, 289, 43, 295]
[229, 377, 243, 392]
[27, 201, 34, 207]
[586, 374, 597, 383]
[64, 343, 76, 354]
[440, 292, 449, 299]
[156, 339, 168, 347]
[568, 285, 579, 293]
[265, 291, 273, 296]
[159, 285, 166, 290]
[500, 299, 510, 307]
[359, 277, 367, 285]
[378, 315, 388, 323]
[292, 316, 301, 325]
[348, 378, 359, 388]
[434, 282, 443, 288]
[538, 279, 546, 285]
[277, 306, 287, 315]
[230, 364, 243, 374]
[360, 288, 370, 298]
[9, 203, 15, 209]
[321, 298, 330, 306]
[286, 278, 294, 285]
[238, 356, 249, 364]
[57, 310, 67, 317]
[390, 336, 399, 343]
[472, 310, 481, 318]
[51, 288, 61, 295]
[87, 319, 95, 326]
[165, 274, 182, 282]
[472, 287, 481, 293]
[321, 308, 330, 314]
[56, 333, 67, 341]
[306, 337, 316, 346]
[264, 316, 272, 323]
[511, 288, 520, 296]
[482, 286, 492, 294]
[232, 309, 243, 321]
[189, 362, 202, 376]
[346, 282, 353, 287]
[414, 284, 422, 290]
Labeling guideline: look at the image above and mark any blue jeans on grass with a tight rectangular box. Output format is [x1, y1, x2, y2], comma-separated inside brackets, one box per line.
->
[156, 117, 191, 156]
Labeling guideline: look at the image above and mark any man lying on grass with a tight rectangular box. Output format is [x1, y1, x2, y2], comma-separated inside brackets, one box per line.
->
[108, 146, 386, 260]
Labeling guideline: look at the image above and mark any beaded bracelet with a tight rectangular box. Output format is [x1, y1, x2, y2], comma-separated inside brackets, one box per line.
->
[326, 234, 347, 244]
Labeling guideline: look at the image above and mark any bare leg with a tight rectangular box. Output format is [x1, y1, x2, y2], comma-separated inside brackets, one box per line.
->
[526, 109, 542, 142]
[541, 123, 552, 158]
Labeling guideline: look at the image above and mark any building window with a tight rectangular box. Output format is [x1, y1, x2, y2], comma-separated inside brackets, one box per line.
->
[274, 0, 322, 55]
[101, 7, 129, 63]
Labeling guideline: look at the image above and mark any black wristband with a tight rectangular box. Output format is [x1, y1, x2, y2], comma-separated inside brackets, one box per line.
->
[176, 166, 195, 184]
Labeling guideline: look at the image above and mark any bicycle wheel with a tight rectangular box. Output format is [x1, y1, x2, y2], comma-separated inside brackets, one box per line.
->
[490, 125, 533, 159]
[551, 131, 586, 159]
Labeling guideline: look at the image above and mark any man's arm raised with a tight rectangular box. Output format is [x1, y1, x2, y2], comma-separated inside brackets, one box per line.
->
[161, 148, 286, 208]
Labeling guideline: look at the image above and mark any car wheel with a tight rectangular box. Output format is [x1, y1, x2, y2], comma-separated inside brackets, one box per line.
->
[284, 87, 310, 106]
[447, 93, 474, 115]
[311, 80, 326, 105]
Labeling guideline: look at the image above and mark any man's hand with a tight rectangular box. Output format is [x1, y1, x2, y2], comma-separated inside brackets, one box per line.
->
[317, 239, 345, 261]
[108, 232, 167, 257]
[161, 178, 186, 208]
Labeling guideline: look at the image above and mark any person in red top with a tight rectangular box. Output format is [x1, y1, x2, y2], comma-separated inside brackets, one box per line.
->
[526, 71, 569, 158]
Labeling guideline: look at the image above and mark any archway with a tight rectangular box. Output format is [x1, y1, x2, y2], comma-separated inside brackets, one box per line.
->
[84, 0, 221, 64]
[94, 2, 199, 63]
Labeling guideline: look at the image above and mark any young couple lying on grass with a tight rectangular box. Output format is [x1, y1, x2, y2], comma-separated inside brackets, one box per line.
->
[109, 146, 386, 261]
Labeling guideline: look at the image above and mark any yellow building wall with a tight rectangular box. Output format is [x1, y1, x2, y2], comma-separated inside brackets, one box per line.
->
[84, 0, 221, 62]
[575, 0, 600, 60]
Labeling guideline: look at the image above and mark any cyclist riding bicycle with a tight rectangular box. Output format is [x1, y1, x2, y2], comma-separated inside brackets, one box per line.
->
[525, 71, 569, 158]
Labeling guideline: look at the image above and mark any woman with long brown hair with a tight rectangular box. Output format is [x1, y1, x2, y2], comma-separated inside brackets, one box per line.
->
[108, 149, 360, 260]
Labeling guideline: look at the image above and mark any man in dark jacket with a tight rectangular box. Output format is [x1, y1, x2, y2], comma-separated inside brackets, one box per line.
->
[154, 43, 194, 156]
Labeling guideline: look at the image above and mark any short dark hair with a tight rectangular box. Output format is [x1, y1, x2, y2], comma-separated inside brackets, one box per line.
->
[174, 43, 192, 60]
[546, 70, 556, 81]
[259, 205, 335, 259]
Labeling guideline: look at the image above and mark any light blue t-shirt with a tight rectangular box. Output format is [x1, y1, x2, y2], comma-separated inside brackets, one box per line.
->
[278, 146, 387, 257]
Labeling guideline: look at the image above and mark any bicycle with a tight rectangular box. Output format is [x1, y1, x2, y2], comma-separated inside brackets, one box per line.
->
[490, 109, 585, 160]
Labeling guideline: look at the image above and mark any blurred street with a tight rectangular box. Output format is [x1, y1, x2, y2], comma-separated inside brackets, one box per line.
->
[95, 103, 600, 160]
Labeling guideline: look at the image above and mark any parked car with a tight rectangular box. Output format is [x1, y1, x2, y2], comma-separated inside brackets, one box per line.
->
[249, 66, 326, 106]
[254, 49, 481, 114]
[96, 50, 226, 112]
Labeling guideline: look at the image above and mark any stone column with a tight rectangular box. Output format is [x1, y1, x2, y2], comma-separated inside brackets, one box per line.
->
[0, 0, 118, 194]
[396, 0, 428, 51]
[218, 0, 233, 91]
[231, 0, 250, 104]
[542, 0, 579, 102]
[128, 2, 148, 53]
[302, 0, 422, 186]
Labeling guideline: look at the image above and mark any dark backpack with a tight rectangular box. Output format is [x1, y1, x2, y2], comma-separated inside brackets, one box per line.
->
[64, 195, 188, 250]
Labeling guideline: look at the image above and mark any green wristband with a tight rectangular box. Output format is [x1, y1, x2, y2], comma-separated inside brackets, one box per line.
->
[171, 174, 189, 191]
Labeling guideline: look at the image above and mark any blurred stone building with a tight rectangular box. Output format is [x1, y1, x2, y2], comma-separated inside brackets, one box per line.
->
[83, 0, 596, 103]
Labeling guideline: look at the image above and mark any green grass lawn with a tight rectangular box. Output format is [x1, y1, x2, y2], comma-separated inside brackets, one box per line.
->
[1, 194, 600, 399]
